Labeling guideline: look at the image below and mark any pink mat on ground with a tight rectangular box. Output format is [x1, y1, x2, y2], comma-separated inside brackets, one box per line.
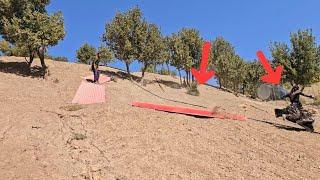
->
[84, 74, 111, 84]
[72, 81, 105, 104]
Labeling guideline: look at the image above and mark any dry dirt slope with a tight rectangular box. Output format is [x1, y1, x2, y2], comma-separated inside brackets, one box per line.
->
[0, 56, 320, 180]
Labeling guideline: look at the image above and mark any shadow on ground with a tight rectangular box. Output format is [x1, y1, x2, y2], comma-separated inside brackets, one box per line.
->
[249, 118, 320, 134]
[149, 79, 182, 89]
[100, 69, 182, 89]
[0, 61, 44, 78]
[100, 69, 140, 81]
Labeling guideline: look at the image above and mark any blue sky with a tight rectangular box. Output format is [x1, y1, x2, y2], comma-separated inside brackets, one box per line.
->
[47, 0, 320, 77]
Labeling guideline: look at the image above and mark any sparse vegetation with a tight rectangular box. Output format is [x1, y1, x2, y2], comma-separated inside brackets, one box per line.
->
[60, 104, 85, 111]
[72, 133, 87, 141]
[110, 76, 118, 82]
[186, 82, 200, 96]
[51, 56, 68, 62]
[158, 68, 170, 75]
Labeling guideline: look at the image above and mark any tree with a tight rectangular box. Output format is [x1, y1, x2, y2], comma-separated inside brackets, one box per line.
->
[0, 39, 29, 56]
[0, 39, 10, 55]
[163, 36, 172, 74]
[103, 7, 145, 76]
[1, 0, 65, 72]
[243, 60, 265, 98]
[76, 43, 96, 64]
[0, 0, 49, 36]
[138, 23, 166, 79]
[167, 33, 189, 85]
[270, 29, 320, 85]
[210, 37, 236, 89]
[178, 28, 203, 84]
[98, 45, 113, 66]
[228, 55, 247, 93]
[167, 29, 203, 85]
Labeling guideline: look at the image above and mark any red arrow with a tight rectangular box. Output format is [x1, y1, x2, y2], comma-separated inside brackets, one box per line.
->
[257, 50, 283, 85]
[191, 42, 215, 84]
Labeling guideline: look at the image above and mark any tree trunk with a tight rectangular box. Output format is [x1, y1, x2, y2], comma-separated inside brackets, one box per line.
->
[38, 50, 47, 70]
[141, 63, 149, 79]
[178, 69, 182, 85]
[37, 51, 46, 78]
[26, 48, 35, 67]
[28, 52, 34, 67]
[125, 62, 132, 79]
[153, 63, 157, 73]
[187, 71, 191, 85]
[218, 77, 222, 89]
[186, 71, 189, 86]
[166, 62, 170, 74]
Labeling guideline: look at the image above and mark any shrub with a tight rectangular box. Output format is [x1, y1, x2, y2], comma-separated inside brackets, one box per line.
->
[170, 70, 177, 77]
[53, 56, 68, 62]
[186, 81, 200, 96]
[140, 64, 156, 73]
[158, 68, 170, 75]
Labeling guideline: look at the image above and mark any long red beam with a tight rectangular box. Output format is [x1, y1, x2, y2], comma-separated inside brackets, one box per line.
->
[131, 101, 246, 121]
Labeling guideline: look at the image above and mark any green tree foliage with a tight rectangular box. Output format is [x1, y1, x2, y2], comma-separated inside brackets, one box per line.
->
[138, 23, 166, 78]
[167, 33, 187, 84]
[167, 29, 202, 85]
[210, 37, 236, 89]
[178, 28, 203, 84]
[103, 7, 145, 76]
[0, 39, 29, 56]
[76, 43, 96, 64]
[210, 37, 248, 93]
[163, 36, 172, 74]
[0, 0, 49, 36]
[270, 29, 320, 85]
[243, 60, 265, 98]
[227, 55, 247, 93]
[0, 0, 65, 71]
[0, 39, 10, 55]
[98, 45, 113, 66]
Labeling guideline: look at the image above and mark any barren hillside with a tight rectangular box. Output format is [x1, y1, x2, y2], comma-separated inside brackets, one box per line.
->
[0, 56, 320, 180]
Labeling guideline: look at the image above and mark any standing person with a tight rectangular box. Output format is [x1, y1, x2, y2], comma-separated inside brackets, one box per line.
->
[91, 52, 101, 83]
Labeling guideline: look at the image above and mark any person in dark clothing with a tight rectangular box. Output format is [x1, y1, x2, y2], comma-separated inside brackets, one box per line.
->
[91, 53, 101, 83]
[275, 85, 315, 132]
[282, 85, 314, 109]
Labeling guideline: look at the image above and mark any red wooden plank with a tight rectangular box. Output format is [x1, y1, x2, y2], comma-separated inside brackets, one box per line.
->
[131, 101, 246, 121]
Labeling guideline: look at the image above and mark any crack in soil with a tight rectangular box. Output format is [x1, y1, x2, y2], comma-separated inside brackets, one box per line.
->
[0, 125, 13, 143]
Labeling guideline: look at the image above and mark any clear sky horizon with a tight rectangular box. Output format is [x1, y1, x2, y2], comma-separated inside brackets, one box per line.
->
[47, 0, 320, 75]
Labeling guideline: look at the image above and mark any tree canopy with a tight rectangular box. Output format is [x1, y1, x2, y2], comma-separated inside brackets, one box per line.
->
[103, 6, 145, 75]
[138, 23, 166, 78]
[167, 28, 203, 85]
[76, 43, 96, 64]
[271, 29, 320, 85]
[0, 0, 65, 71]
